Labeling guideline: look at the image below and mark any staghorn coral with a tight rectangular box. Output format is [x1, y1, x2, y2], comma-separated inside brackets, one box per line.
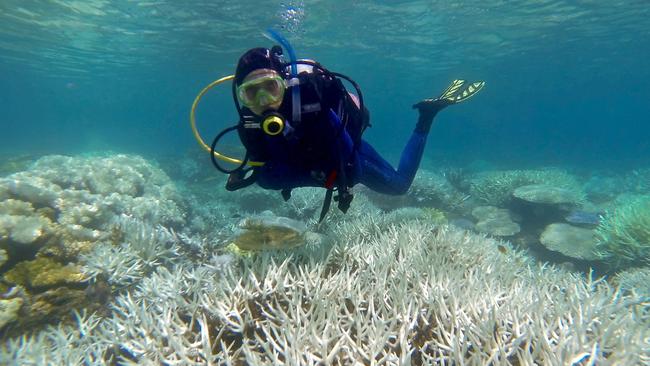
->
[2, 216, 648, 364]
[594, 195, 650, 270]
[81, 214, 182, 287]
[614, 267, 650, 298]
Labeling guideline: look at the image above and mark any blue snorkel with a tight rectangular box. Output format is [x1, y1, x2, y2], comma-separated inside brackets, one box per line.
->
[264, 29, 301, 124]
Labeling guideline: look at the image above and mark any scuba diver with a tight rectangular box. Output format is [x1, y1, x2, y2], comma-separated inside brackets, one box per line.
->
[199, 34, 484, 222]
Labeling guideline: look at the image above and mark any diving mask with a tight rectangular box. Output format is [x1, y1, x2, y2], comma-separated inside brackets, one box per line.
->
[236, 72, 286, 112]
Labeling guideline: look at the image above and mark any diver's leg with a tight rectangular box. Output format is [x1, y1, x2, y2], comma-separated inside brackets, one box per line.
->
[357, 80, 485, 195]
[356, 131, 427, 195]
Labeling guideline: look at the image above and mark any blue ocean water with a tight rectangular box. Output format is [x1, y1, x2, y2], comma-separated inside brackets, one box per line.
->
[1, 1, 648, 170]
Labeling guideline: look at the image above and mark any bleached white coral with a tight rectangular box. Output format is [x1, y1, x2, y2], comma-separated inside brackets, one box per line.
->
[4, 217, 649, 364]
[81, 215, 181, 286]
[6, 154, 187, 229]
[0, 154, 188, 265]
[614, 267, 650, 298]
[5, 215, 51, 244]
[1, 174, 62, 207]
[0, 199, 54, 245]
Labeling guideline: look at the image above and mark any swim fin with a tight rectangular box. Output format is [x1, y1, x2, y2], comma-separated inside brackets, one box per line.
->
[437, 79, 485, 104]
[413, 79, 485, 133]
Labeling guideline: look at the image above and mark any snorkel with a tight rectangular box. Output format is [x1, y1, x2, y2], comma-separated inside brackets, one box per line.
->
[264, 28, 301, 124]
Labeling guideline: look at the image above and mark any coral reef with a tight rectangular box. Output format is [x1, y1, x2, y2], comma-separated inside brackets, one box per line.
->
[4, 257, 85, 288]
[594, 195, 650, 270]
[81, 214, 183, 288]
[363, 169, 470, 213]
[471, 206, 520, 236]
[0, 154, 189, 333]
[1, 154, 649, 364]
[539, 223, 598, 261]
[420, 207, 448, 226]
[583, 168, 650, 204]
[623, 168, 650, 194]
[0, 154, 186, 264]
[0, 154, 37, 177]
[2, 216, 648, 364]
[614, 267, 650, 298]
[513, 184, 584, 206]
[584, 175, 622, 203]
[0, 199, 54, 247]
[469, 168, 584, 207]
[0, 248, 7, 268]
[0, 298, 23, 330]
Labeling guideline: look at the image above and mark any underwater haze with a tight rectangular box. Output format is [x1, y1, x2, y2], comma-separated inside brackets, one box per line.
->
[1, 0, 649, 168]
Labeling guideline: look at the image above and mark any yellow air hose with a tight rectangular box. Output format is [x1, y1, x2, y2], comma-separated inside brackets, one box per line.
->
[189, 74, 264, 167]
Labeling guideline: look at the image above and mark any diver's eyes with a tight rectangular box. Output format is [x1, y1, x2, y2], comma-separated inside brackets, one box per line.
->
[243, 79, 282, 102]
[245, 85, 261, 100]
[260, 79, 280, 93]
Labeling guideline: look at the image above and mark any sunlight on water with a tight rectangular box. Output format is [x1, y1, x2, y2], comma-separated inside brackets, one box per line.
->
[1, 0, 648, 78]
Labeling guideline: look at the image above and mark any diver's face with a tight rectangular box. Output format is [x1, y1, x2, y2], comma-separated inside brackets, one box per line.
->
[237, 69, 286, 115]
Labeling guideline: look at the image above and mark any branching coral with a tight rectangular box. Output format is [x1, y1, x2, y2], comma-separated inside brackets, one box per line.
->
[623, 168, 650, 194]
[594, 195, 650, 269]
[614, 267, 650, 298]
[3, 217, 648, 364]
[81, 214, 181, 287]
